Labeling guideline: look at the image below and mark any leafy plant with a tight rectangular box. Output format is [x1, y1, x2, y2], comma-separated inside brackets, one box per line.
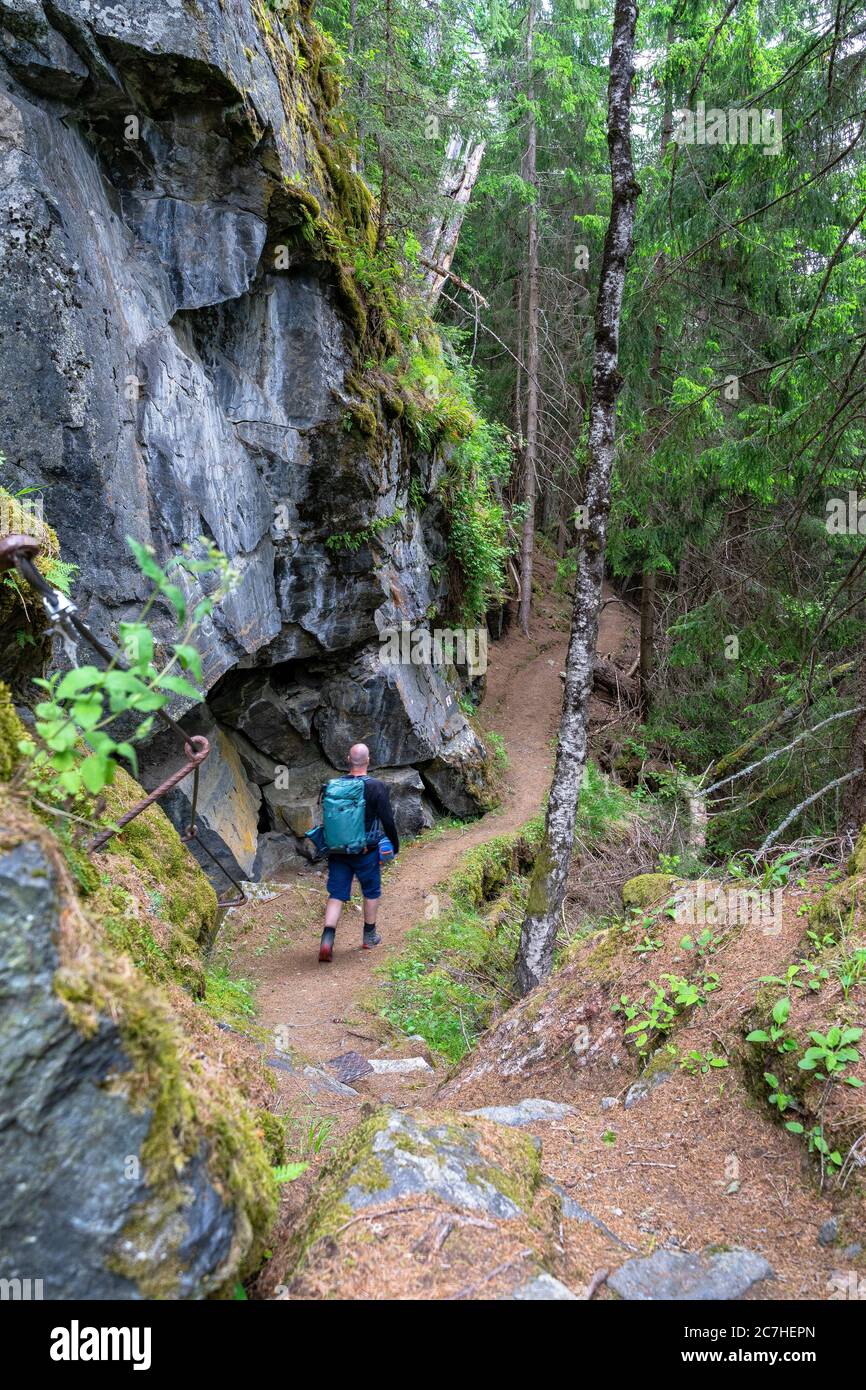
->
[745, 995, 798, 1053]
[17, 537, 236, 800]
[681, 1049, 729, 1076]
[272, 1163, 309, 1184]
[614, 972, 719, 1056]
[797, 1026, 863, 1084]
[763, 1071, 796, 1113]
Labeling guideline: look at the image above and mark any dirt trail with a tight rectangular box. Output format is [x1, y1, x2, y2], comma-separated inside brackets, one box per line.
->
[228, 563, 637, 1073]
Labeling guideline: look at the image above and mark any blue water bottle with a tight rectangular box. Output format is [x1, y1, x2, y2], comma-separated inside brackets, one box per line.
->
[379, 835, 395, 865]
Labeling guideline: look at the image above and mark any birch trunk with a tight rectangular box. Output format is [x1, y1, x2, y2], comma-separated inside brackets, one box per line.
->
[515, 0, 640, 995]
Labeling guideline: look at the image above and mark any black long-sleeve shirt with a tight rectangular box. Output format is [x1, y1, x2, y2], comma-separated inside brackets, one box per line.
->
[357, 776, 400, 855]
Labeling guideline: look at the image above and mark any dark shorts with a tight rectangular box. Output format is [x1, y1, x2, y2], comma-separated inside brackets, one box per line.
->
[326, 848, 381, 902]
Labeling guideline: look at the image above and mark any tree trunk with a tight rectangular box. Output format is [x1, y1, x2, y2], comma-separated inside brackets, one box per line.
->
[518, 0, 539, 637]
[840, 631, 866, 844]
[515, 0, 640, 996]
[421, 134, 486, 305]
[375, 0, 393, 252]
[639, 568, 655, 712]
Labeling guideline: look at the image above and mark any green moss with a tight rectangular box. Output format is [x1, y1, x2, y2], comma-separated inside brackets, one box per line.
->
[101, 771, 218, 945]
[257, 1110, 289, 1166]
[0, 680, 25, 781]
[346, 401, 378, 436]
[0, 487, 63, 692]
[1, 801, 277, 1298]
[466, 1127, 541, 1211]
[621, 873, 679, 909]
[525, 838, 554, 918]
[287, 1109, 390, 1263]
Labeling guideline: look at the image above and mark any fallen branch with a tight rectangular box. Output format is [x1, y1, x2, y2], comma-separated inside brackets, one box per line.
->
[757, 769, 859, 856]
[592, 655, 640, 706]
[702, 706, 865, 797]
[708, 659, 856, 783]
[417, 256, 489, 308]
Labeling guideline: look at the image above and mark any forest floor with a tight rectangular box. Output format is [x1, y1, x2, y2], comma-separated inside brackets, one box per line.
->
[225, 554, 633, 1070]
[213, 558, 864, 1300]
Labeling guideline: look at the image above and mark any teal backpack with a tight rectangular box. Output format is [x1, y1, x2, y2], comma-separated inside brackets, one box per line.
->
[321, 777, 371, 855]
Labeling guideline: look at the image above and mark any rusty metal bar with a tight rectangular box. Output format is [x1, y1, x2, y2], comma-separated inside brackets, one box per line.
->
[2, 532, 246, 908]
[89, 735, 210, 851]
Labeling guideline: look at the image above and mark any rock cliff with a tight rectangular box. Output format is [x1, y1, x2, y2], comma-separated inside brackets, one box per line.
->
[0, 0, 492, 881]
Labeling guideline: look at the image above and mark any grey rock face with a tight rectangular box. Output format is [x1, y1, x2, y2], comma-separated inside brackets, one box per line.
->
[376, 766, 435, 838]
[0, 0, 492, 878]
[252, 832, 308, 882]
[316, 648, 467, 770]
[140, 707, 262, 881]
[817, 1217, 839, 1247]
[0, 839, 236, 1299]
[421, 722, 492, 817]
[468, 1100, 575, 1128]
[608, 1248, 774, 1301]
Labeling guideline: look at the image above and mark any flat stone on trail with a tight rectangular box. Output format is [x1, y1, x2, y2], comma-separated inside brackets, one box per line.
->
[467, 1099, 575, 1127]
[328, 1051, 375, 1084]
[368, 1056, 433, 1074]
[608, 1248, 774, 1301]
[303, 1065, 359, 1097]
[265, 1056, 295, 1074]
[506, 1273, 579, 1300]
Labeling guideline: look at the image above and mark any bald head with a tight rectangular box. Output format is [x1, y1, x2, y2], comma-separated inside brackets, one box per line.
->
[348, 743, 370, 772]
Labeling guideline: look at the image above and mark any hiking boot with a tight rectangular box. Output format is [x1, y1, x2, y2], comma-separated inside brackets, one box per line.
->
[318, 927, 336, 963]
[362, 925, 381, 949]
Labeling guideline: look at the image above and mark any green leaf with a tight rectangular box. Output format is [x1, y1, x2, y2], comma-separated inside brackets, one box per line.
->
[160, 583, 187, 621]
[80, 754, 109, 795]
[771, 997, 790, 1025]
[72, 697, 103, 731]
[272, 1162, 309, 1184]
[55, 667, 102, 699]
[173, 643, 203, 681]
[155, 674, 202, 701]
[745, 1029, 770, 1042]
[126, 537, 164, 583]
[785, 1121, 804, 1133]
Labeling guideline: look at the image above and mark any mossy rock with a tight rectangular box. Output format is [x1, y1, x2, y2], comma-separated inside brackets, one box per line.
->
[101, 769, 218, 946]
[621, 873, 680, 909]
[0, 679, 25, 781]
[0, 800, 277, 1299]
[287, 1106, 543, 1277]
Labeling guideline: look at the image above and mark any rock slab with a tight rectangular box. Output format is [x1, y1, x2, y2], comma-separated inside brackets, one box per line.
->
[608, 1248, 774, 1301]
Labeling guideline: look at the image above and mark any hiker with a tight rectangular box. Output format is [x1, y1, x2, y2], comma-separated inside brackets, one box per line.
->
[318, 742, 400, 963]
